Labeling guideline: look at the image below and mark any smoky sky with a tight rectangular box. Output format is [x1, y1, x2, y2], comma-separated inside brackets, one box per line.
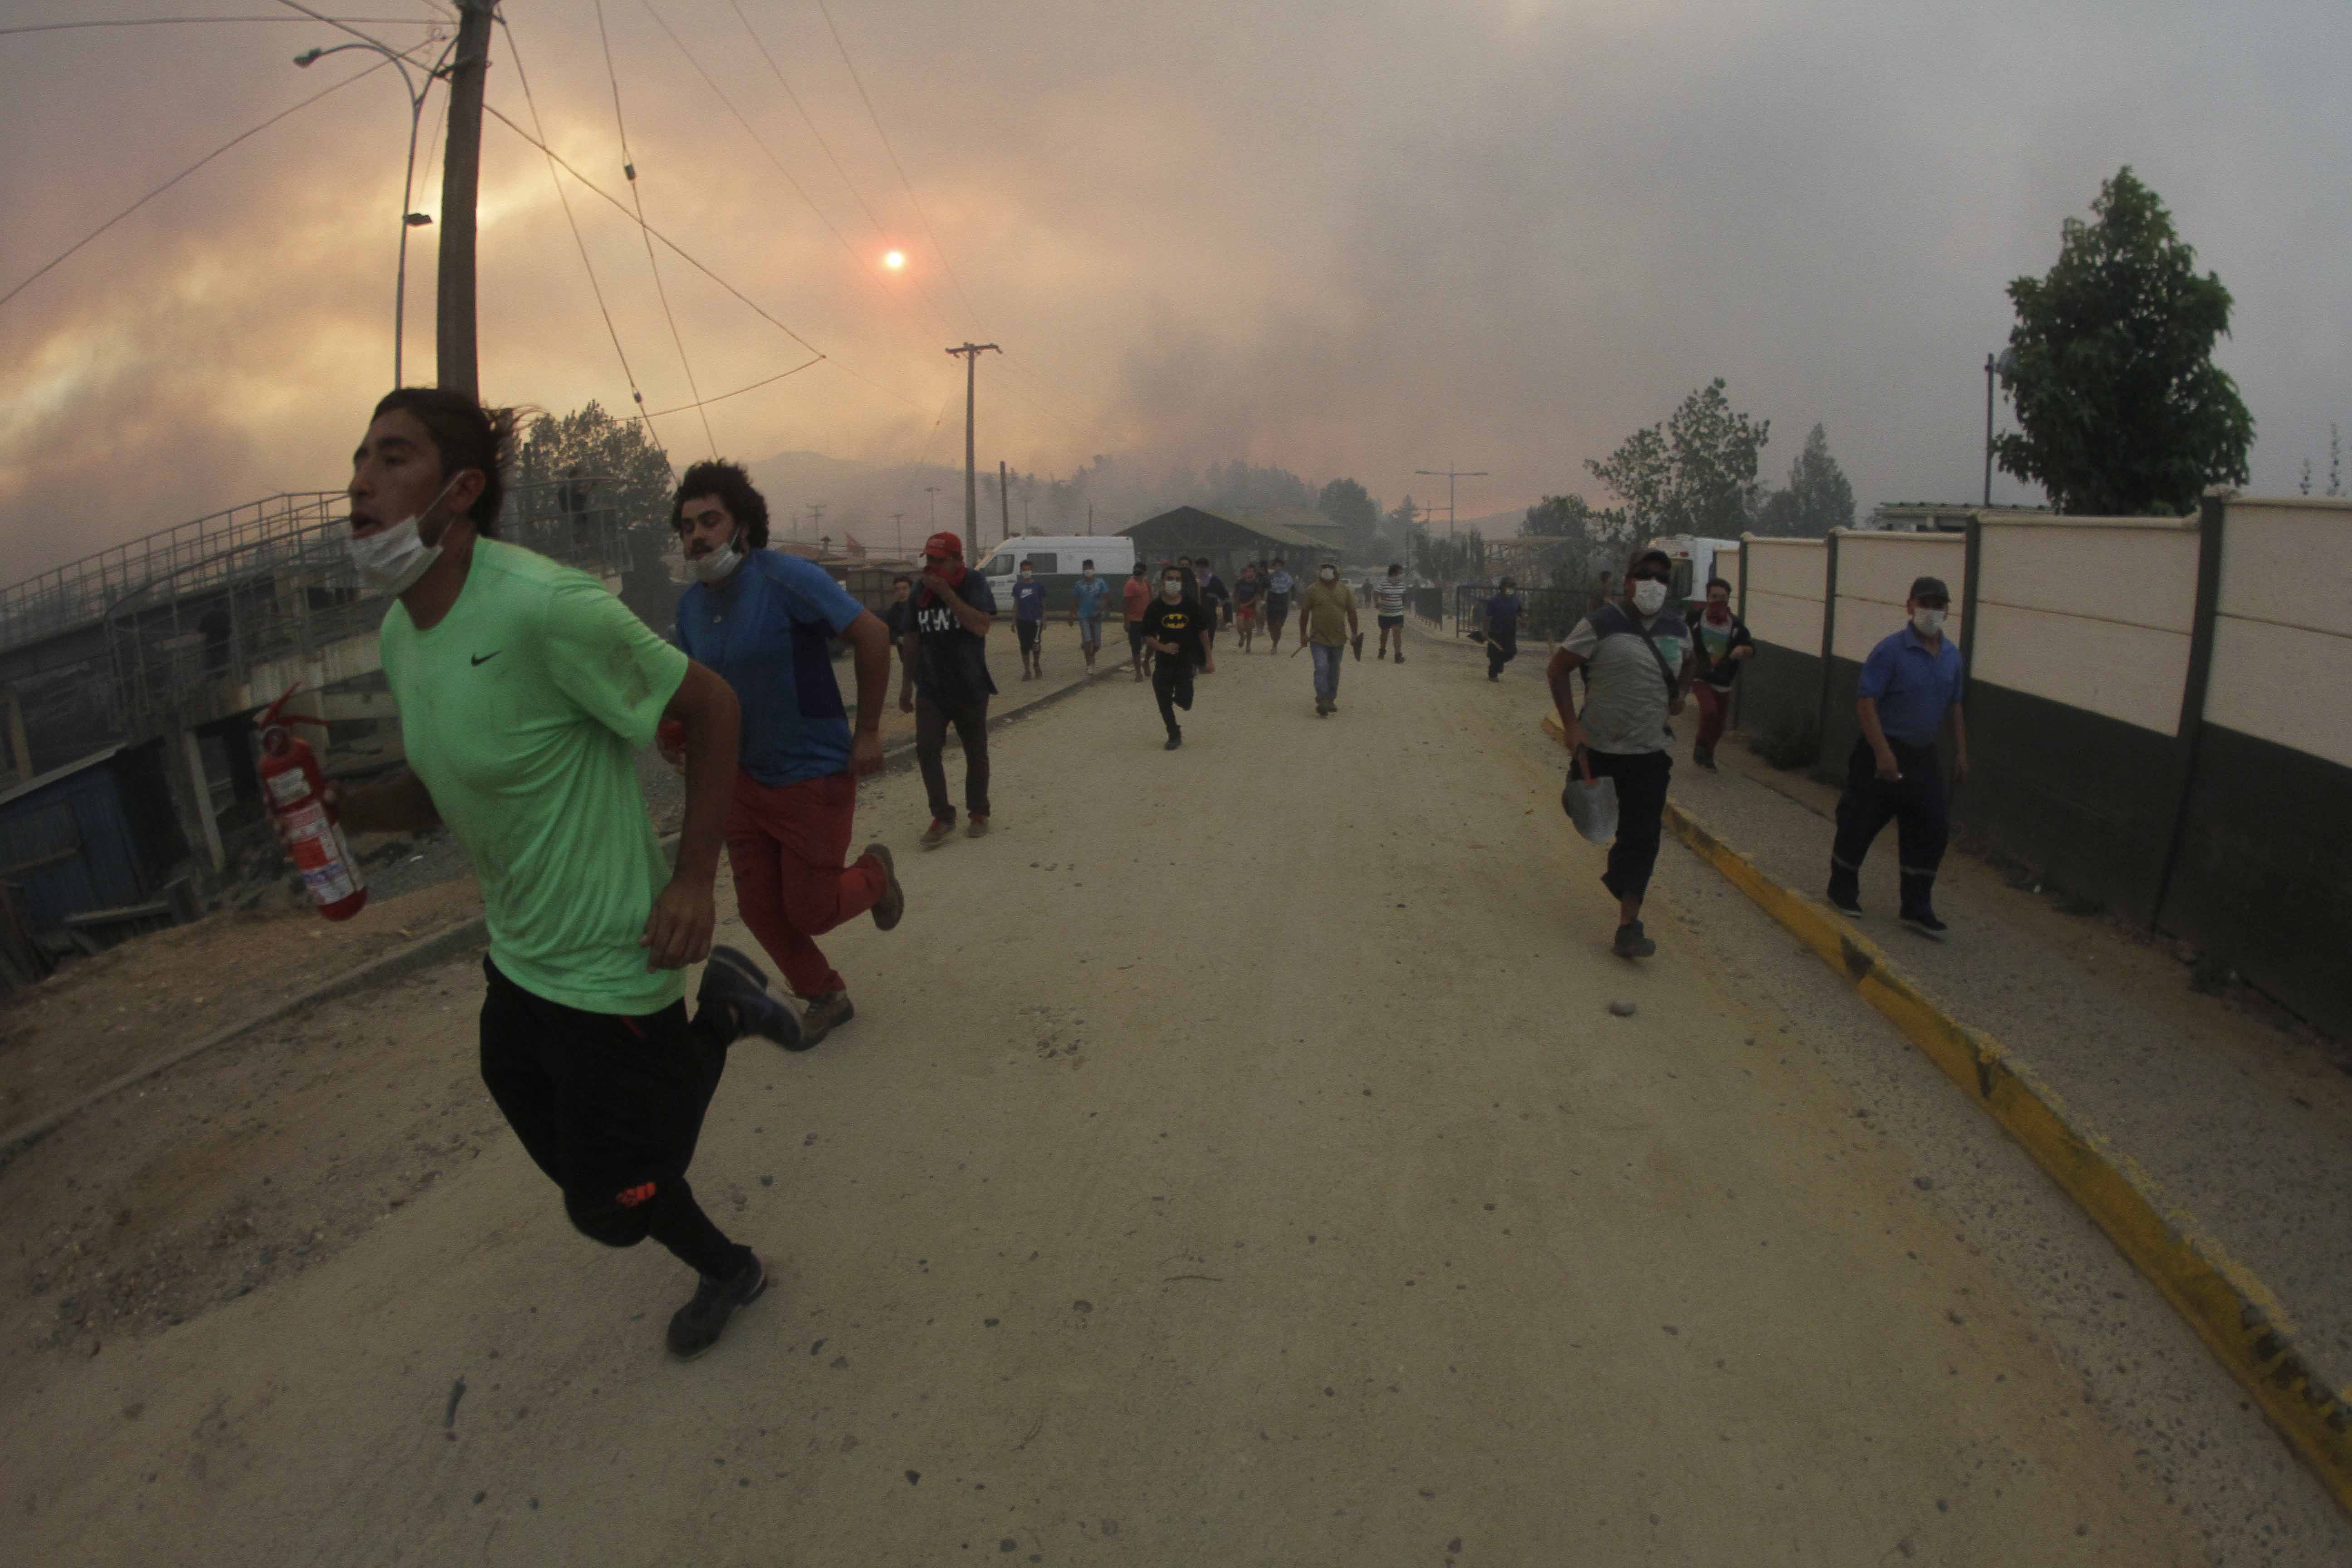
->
[3, 0, 2348, 578]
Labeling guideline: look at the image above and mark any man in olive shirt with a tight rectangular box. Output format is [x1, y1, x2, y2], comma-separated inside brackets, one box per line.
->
[323, 389, 796, 1363]
[1298, 561, 1360, 716]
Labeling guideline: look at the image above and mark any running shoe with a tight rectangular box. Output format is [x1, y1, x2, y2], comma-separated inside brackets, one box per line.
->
[1827, 884, 1863, 916]
[1165, 730, 1182, 750]
[965, 815, 990, 839]
[920, 819, 954, 850]
[667, 1251, 767, 1361]
[1611, 921, 1656, 959]
[698, 947, 804, 1051]
[864, 843, 904, 931]
[799, 990, 856, 1046]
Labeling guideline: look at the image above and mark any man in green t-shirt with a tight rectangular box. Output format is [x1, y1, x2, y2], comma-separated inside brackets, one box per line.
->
[315, 388, 796, 1362]
[1297, 561, 1360, 716]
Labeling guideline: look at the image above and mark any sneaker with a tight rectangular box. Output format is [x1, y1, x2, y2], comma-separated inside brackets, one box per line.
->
[965, 815, 990, 840]
[1315, 701, 1330, 716]
[864, 842, 903, 931]
[1611, 921, 1656, 959]
[919, 818, 954, 850]
[1694, 745, 1717, 770]
[799, 990, 855, 1046]
[1827, 885, 1863, 916]
[1165, 731, 1182, 750]
[698, 947, 803, 1051]
[1901, 909, 1949, 941]
[1394, 653, 1405, 664]
[666, 1251, 767, 1361]
[1488, 671, 1499, 681]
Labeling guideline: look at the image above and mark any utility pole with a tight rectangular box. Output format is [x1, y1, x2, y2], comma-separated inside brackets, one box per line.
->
[891, 512, 906, 554]
[999, 460, 1011, 545]
[807, 503, 826, 544]
[945, 343, 1000, 551]
[1983, 353, 1998, 507]
[1415, 464, 1489, 538]
[435, 0, 495, 394]
[924, 485, 941, 529]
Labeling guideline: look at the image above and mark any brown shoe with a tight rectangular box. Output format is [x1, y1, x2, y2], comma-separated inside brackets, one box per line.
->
[919, 819, 953, 850]
[799, 990, 855, 1047]
[965, 815, 990, 839]
[864, 842, 904, 930]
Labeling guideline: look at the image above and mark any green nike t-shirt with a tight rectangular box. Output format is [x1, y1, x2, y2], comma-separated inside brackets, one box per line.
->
[379, 538, 689, 1015]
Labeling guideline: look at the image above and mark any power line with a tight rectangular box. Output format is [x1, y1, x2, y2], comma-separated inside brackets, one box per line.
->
[479, 103, 929, 413]
[0, 50, 402, 312]
[0, 16, 435, 36]
[495, 15, 660, 446]
[589, 0, 713, 455]
[641, 356, 823, 419]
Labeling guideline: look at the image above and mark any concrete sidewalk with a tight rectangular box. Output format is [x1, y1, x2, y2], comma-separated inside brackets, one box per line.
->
[1662, 731, 2352, 1378]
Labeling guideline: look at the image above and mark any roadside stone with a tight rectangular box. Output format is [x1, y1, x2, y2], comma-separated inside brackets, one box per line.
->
[1608, 999, 1637, 1018]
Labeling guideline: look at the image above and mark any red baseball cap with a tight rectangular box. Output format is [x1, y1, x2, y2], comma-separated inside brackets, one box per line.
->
[923, 531, 963, 560]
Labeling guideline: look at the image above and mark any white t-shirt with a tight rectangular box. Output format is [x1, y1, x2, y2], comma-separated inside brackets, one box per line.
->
[1374, 579, 1407, 617]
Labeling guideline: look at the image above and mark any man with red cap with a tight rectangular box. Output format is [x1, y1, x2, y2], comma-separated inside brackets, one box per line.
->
[898, 531, 999, 847]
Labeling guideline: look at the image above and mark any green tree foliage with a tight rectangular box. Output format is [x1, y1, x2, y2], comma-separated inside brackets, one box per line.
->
[1994, 167, 2252, 515]
[1413, 527, 1485, 582]
[1317, 476, 1381, 558]
[514, 402, 676, 530]
[1752, 424, 1855, 537]
[1585, 379, 1769, 539]
[1521, 493, 1633, 597]
[1382, 493, 1422, 562]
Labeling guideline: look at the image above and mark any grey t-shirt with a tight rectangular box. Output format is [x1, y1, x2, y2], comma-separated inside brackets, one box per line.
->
[1563, 609, 1692, 755]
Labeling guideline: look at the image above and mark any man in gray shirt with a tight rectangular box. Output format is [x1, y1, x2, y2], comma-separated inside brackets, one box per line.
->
[1547, 547, 1693, 958]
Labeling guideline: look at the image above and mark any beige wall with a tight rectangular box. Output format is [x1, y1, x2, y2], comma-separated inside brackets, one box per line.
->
[2207, 498, 2352, 767]
[1833, 532, 1966, 662]
[1742, 538, 1827, 652]
[1969, 519, 2198, 735]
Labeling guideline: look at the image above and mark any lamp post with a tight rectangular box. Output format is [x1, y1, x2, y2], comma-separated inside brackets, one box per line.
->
[1982, 349, 2014, 507]
[295, 36, 451, 387]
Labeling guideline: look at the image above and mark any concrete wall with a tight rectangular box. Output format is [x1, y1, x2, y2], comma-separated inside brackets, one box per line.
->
[1727, 498, 2352, 1035]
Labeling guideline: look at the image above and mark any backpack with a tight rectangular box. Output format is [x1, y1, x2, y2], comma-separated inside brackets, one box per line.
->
[1583, 602, 1682, 700]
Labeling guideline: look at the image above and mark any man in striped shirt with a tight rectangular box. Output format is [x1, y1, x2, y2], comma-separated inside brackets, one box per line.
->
[1373, 563, 1408, 662]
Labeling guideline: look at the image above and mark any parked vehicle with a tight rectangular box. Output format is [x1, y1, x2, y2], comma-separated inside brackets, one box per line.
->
[1643, 534, 1742, 606]
[979, 536, 1138, 611]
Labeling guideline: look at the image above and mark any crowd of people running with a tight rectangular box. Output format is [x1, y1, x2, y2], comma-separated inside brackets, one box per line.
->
[307, 387, 1968, 1368]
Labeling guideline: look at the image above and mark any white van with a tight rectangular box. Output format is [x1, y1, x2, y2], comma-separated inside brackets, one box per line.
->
[979, 536, 1137, 612]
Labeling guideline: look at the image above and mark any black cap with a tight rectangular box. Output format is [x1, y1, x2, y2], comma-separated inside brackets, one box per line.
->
[1909, 575, 1951, 603]
[1630, 548, 1673, 573]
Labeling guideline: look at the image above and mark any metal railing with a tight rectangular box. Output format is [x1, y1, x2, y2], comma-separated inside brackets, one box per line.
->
[1453, 585, 1605, 645]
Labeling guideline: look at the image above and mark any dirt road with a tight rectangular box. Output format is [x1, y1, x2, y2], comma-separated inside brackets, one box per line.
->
[0, 631, 2246, 1563]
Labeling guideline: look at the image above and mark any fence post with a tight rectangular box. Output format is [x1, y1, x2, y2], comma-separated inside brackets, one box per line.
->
[1815, 530, 1841, 756]
[2149, 493, 2228, 929]
[1732, 536, 1751, 732]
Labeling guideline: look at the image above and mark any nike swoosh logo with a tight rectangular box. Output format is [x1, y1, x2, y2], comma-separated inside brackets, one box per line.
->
[471, 651, 502, 666]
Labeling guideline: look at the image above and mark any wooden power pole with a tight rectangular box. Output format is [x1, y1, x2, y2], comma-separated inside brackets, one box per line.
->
[435, 0, 496, 393]
[945, 343, 1000, 551]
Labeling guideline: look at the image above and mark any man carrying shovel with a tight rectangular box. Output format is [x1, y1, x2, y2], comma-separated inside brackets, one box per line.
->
[1547, 547, 1693, 959]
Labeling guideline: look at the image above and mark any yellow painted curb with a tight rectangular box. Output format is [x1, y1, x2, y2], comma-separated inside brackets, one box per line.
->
[1539, 709, 2352, 1514]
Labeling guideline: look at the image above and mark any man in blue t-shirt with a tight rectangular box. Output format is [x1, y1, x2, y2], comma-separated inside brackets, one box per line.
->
[1828, 574, 1970, 940]
[1012, 561, 1048, 681]
[1070, 559, 1111, 673]
[671, 462, 907, 1046]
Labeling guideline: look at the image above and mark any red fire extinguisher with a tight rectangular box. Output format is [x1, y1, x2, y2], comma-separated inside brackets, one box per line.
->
[258, 682, 368, 921]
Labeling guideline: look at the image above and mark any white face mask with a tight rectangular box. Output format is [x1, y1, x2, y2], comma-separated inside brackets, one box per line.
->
[1161, 580, 1184, 600]
[691, 534, 744, 584]
[1631, 579, 1669, 614]
[1319, 567, 1338, 582]
[1912, 606, 1947, 637]
[348, 473, 464, 597]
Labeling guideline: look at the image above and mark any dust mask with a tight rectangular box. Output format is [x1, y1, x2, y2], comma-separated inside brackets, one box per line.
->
[691, 534, 745, 584]
[1911, 606, 1947, 637]
[348, 473, 464, 597]
[1161, 580, 1184, 601]
[1319, 566, 1337, 581]
[1632, 579, 1669, 615]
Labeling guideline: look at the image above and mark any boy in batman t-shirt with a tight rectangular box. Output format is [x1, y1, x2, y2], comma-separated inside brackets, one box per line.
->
[1139, 564, 1215, 750]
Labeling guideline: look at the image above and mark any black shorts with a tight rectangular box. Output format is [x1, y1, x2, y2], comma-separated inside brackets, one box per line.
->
[1378, 614, 1403, 629]
[1126, 622, 1147, 655]
[1266, 595, 1290, 624]
[1016, 619, 1042, 653]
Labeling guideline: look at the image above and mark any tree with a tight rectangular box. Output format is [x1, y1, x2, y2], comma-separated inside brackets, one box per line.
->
[1994, 167, 2252, 515]
[1382, 493, 1422, 564]
[1585, 379, 1769, 539]
[514, 401, 676, 530]
[1752, 424, 1855, 537]
[1317, 476, 1381, 559]
[1521, 492, 1633, 594]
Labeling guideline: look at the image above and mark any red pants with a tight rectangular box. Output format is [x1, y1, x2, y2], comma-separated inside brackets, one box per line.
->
[1694, 682, 1730, 751]
[724, 769, 884, 999]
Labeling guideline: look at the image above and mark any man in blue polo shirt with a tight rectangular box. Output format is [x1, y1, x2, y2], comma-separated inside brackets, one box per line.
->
[1828, 574, 1969, 939]
[671, 461, 906, 1047]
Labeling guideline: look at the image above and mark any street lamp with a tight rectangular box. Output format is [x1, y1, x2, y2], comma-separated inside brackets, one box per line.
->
[296, 35, 453, 387]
